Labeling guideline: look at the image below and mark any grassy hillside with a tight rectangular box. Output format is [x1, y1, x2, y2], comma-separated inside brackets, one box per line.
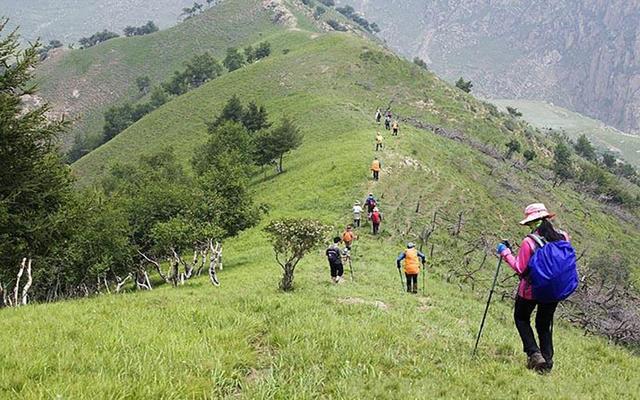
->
[2, 3, 639, 399]
[492, 99, 640, 167]
[34, 0, 288, 149]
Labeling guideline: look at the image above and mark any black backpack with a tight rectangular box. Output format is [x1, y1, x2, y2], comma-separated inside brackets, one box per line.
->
[326, 247, 341, 263]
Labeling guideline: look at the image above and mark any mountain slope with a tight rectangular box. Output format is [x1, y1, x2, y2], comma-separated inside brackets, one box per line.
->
[33, 0, 287, 150]
[344, 0, 640, 135]
[492, 99, 640, 167]
[2, 2, 639, 398]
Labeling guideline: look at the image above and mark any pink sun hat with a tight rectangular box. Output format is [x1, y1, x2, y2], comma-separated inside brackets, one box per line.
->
[519, 203, 556, 225]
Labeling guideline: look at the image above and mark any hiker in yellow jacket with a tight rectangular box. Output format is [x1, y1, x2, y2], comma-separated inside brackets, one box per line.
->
[375, 131, 384, 151]
[396, 243, 426, 293]
[371, 157, 382, 181]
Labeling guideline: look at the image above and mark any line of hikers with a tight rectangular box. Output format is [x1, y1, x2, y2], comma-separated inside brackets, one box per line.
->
[375, 108, 400, 135]
[327, 181, 576, 373]
[327, 107, 578, 373]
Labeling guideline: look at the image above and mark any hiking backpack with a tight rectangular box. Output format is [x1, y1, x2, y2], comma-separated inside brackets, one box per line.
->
[326, 247, 341, 264]
[526, 234, 578, 303]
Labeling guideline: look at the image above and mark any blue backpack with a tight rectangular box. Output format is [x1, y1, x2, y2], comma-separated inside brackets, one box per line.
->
[527, 234, 579, 303]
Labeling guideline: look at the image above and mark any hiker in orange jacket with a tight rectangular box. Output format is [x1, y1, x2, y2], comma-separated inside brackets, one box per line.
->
[342, 225, 356, 250]
[371, 157, 382, 181]
[392, 120, 399, 136]
[396, 242, 426, 293]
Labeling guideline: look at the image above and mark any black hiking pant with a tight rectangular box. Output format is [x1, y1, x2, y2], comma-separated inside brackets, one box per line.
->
[392, 128, 398, 136]
[376, 143, 383, 151]
[406, 273, 418, 293]
[514, 296, 558, 367]
[353, 218, 360, 228]
[372, 171, 379, 180]
[372, 222, 380, 235]
[329, 262, 343, 279]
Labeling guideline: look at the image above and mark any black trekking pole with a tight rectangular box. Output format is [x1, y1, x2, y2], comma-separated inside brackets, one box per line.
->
[397, 268, 404, 292]
[348, 256, 354, 281]
[421, 262, 426, 296]
[472, 257, 503, 357]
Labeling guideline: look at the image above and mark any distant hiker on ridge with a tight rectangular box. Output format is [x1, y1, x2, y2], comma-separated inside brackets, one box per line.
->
[375, 108, 382, 123]
[384, 114, 391, 130]
[326, 236, 347, 284]
[375, 131, 384, 151]
[371, 157, 382, 181]
[397, 242, 426, 293]
[496, 203, 578, 373]
[352, 201, 363, 228]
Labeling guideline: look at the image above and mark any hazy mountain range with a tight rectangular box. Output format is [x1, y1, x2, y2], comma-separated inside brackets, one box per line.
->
[344, 0, 640, 135]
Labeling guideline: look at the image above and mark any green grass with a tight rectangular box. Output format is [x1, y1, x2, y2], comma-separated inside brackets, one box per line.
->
[1, 6, 639, 399]
[492, 99, 640, 167]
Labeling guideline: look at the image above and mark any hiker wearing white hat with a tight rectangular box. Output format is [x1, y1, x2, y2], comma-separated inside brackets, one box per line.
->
[496, 203, 577, 374]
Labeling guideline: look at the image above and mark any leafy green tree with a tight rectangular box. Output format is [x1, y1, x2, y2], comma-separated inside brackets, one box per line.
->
[242, 101, 270, 133]
[553, 142, 574, 186]
[0, 22, 73, 298]
[194, 121, 254, 176]
[523, 149, 537, 164]
[506, 106, 522, 118]
[314, 6, 326, 18]
[455, 77, 473, 93]
[149, 86, 169, 108]
[505, 139, 521, 159]
[602, 152, 617, 169]
[223, 47, 245, 72]
[78, 30, 119, 48]
[370, 22, 381, 33]
[264, 219, 330, 291]
[103, 103, 134, 142]
[574, 134, 597, 162]
[135, 76, 151, 94]
[256, 116, 303, 173]
[254, 42, 271, 60]
[183, 52, 222, 87]
[211, 95, 244, 127]
[336, 5, 355, 17]
[244, 45, 255, 63]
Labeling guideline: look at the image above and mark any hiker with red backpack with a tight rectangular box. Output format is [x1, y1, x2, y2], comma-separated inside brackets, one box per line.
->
[497, 203, 578, 373]
[371, 207, 383, 235]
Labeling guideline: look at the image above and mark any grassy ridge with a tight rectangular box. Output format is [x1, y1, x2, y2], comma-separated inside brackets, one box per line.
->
[2, 11, 639, 399]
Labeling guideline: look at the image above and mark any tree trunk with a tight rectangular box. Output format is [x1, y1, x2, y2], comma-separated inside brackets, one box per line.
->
[278, 154, 284, 174]
[280, 262, 295, 291]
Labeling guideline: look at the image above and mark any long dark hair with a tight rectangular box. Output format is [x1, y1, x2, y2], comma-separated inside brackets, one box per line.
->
[536, 218, 565, 242]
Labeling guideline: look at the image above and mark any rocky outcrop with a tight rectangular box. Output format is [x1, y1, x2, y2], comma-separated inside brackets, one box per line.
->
[346, 0, 640, 133]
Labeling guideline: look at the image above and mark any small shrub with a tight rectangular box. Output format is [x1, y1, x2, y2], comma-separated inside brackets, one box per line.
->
[264, 219, 331, 291]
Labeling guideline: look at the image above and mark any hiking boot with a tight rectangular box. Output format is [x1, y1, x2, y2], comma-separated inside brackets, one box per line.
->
[526, 352, 546, 370]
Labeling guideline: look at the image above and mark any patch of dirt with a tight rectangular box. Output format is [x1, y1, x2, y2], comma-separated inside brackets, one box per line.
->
[246, 368, 271, 383]
[262, 0, 297, 28]
[417, 297, 432, 312]
[338, 297, 389, 310]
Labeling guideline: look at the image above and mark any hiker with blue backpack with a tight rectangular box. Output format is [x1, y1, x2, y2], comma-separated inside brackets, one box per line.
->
[497, 203, 578, 373]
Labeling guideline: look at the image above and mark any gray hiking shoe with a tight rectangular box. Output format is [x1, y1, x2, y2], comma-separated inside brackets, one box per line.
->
[527, 352, 546, 370]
